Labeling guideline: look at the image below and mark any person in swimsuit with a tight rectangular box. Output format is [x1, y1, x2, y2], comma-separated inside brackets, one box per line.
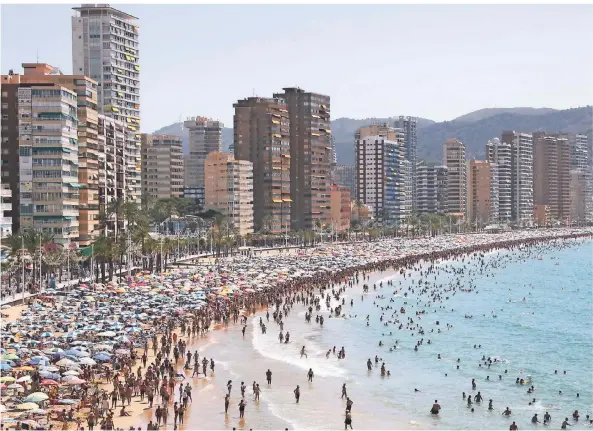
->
[430, 400, 441, 415]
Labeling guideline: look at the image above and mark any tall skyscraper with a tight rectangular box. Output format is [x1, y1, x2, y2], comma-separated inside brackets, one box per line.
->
[141, 134, 184, 200]
[183, 116, 223, 205]
[204, 152, 254, 236]
[442, 138, 467, 218]
[233, 97, 290, 234]
[466, 160, 494, 225]
[329, 184, 351, 233]
[0, 185, 11, 236]
[502, 131, 534, 225]
[355, 135, 407, 222]
[533, 132, 570, 223]
[485, 137, 512, 223]
[273, 88, 331, 230]
[416, 160, 448, 214]
[72, 4, 141, 204]
[397, 116, 417, 211]
[1, 72, 79, 245]
[568, 133, 589, 170]
[569, 168, 593, 223]
[331, 164, 356, 198]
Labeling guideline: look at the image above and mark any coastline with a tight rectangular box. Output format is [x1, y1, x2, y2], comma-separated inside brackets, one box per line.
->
[1, 228, 591, 431]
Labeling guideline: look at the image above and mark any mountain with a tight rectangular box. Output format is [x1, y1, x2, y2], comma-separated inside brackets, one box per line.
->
[153, 106, 593, 165]
[417, 106, 592, 162]
[452, 107, 558, 124]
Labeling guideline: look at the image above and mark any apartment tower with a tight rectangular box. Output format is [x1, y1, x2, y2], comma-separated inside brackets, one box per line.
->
[502, 131, 534, 225]
[204, 152, 254, 236]
[397, 116, 418, 210]
[273, 88, 331, 230]
[532, 132, 570, 223]
[72, 4, 141, 204]
[183, 116, 223, 205]
[485, 137, 512, 223]
[442, 138, 467, 218]
[1, 72, 79, 244]
[330, 164, 356, 198]
[355, 134, 407, 222]
[330, 184, 351, 233]
[233, 97, 290, 234]
[416, 160, 448, 214]
[141, 134, 184, 200]
[466, 160, 492, 225]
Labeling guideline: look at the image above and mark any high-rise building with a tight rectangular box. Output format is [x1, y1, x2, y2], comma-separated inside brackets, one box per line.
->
[416, 160, 448, 214]
[569, 168, 593, 224]
[0, 185, 12, 236]
[141, 134, 184, 200]
[397, 116, 417, 210]
[466, 160, 493, 225]
[502, 131, 534, 225]
[331, 164, 356, 198]
[355, 123, 400, 142]
[2, 63, 101, 245]
[568, 133, 589, 170]
[233, 97, 290, 234]
[355, 135, 407, 222]
[442, 138, 467, 218]
[489, 162, 500, 223]
[72, 4, 141, 204]
[330, 184, 351, 233]
[204, 152, 254, 236]
[402, 159, 413, 217]
[273, 88, 331, 230]
[533, 132, 570, 223]
[1, 72, 80, 244]
[97, 113, 127, 235]
[183, 116, 223, 205]
[485, 137, 512, 223]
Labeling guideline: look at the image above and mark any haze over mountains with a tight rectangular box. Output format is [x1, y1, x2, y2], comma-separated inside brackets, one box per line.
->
[154, 106, 593, 165]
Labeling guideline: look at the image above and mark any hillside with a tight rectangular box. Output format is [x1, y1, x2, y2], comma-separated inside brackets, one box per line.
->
[153, 106, 593, 165]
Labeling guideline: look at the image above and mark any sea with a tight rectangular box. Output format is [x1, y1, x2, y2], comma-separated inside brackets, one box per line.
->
[177, 238, 592, 430]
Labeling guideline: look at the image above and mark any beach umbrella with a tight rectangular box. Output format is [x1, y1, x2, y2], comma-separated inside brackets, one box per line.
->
[0, 405, 6, 412]
[16, 375, 31, 383]
[56, 358, 75, 367]
[63, 377, 85, 385]
[1, 353, 19, 361]
[15, 402, 39, 411]
[93, 353, 111, 362]
[62, 370, 79, 376]
[7, 383, 24, 391]
[41, 379, 59, 386]
[24, 392, 48, 403]
[0, 376, 15, 383]
[97, 331, 116, 337]
[79, 357, 96, 366]
[0, 363, 12, 371]
[29, 409, 47, 415]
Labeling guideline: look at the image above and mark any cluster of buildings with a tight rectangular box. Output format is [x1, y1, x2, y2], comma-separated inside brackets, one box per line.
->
[0, 4, 591, 247]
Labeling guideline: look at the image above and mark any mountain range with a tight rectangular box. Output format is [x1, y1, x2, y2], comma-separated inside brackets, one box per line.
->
[154, 106, 593, 165]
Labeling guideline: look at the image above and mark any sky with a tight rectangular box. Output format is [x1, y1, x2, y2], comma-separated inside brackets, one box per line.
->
[2, 4, 592, 132]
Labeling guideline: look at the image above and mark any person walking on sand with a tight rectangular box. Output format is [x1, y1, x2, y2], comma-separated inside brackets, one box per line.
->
[300, 346, 307, 358]
[294, 385, 301, 403]
[341, 383, 347, 399]
[224, 394, 230, 414]
[307, 368, 314, 382]
[345, 410, 353, 430]
[238, 399, 246, 419]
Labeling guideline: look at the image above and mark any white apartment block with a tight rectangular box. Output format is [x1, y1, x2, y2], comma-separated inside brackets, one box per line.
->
[502, 131, 534, 225]
[442, 138, 467, 218]
[486, 137, 512, 223]
[72, 4, 141, 203]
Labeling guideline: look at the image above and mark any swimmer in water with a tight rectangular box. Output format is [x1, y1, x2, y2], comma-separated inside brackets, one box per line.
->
[430, 400, 441, 415]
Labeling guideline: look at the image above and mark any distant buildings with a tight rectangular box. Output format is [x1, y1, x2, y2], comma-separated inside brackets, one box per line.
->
[330, 184, 351, 233]
[0, 185, 12, 237]
[397, 116, 418, 211]
[233, 97, 290, 234]
[204, 152, 254, 236]
[442, 138, 467, 218]
[273, 88, 332, 231]
[331, 164, 356, 198]
[141, 134, 184, 200]
[416, 161, 448, 214]
[485, 137, 512, 223]
[533, 132, 570, 223]
[183, 116, 223, 206]
[466, 160, 493, 225]
[355, 134, 407, 222]
[502, 131, 534, 225]
[72, 4, 141, 204]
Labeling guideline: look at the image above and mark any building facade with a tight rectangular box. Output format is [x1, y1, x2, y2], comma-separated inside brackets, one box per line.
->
[141, 134, 184, 200]
[183, 116, 223, 202]
[442, 138, 467, 218]
[466, 160, 492, 225]
[1, 73, 80, 244]
[485, 137, 512, 223]
[330, 164, 356, 198]
[533, 132, 570, 224]
[569, 168, 593, 223]
[273, 88, 331, 231]
[397, 116, 417, 211]
[330, 184, 351, 233]
[0, 185, 12, 236]
[416, 160, 448, 214]
[72, 4, 141, 204]
[568, 133, 589, 170]
[502, 131, 534, 225]
[355, 135, 407, 222]
[204, 152, 254, 236]
[233, 97, 290, 234]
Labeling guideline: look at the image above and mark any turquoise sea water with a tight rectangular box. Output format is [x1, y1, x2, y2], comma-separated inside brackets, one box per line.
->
[189, 238, 592, 430]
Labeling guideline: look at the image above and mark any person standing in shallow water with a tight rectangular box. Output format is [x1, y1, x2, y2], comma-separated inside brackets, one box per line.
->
[224, 394, 230, 414]
[294, 385, 300, 403]
[307, 368, 314, 382]
[430, 400, 441, 415]
[266, 369, 272, 385]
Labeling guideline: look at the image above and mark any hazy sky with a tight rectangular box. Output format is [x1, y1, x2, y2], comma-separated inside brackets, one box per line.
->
[2, 4, 592, 131]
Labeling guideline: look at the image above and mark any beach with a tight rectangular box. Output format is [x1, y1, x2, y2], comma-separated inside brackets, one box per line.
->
[1, 228, 591, 431]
